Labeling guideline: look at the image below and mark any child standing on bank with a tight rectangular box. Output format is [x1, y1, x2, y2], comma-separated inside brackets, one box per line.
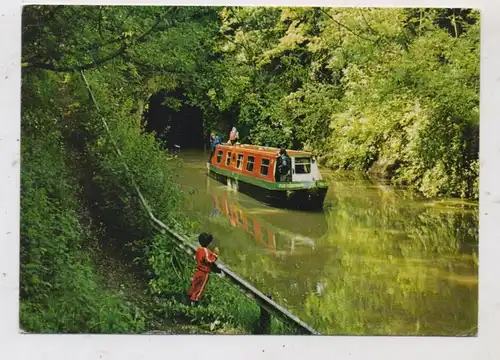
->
[187, 232, 219, 304]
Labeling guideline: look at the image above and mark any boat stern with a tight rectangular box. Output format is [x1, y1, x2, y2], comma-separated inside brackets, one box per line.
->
[279, 180, 328, 210]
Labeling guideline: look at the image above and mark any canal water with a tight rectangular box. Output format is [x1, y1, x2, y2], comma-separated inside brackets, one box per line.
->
[175, 150, 478, 336]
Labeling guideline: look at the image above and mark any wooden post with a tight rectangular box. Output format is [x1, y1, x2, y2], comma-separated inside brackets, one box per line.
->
[258, 294, 272, 334]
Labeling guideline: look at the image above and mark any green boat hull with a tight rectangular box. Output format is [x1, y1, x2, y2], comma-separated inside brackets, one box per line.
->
[207, 164, 328, 211]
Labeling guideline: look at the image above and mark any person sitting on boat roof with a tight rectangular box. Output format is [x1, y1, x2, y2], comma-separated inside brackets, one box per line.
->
[277, 148, 292, 182]
[227, 127, 239, 145]
[208, 132, 221, 163]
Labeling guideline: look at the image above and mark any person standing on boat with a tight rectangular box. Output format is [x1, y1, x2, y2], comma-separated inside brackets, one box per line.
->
[228, 127, 239, 145]
[187, 232, 219, 305]
[277, 148, 292, 182]
[208, 132, 221, 163]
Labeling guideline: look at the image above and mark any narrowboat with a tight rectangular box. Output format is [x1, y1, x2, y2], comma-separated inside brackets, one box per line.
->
[207, 144, 328, 210]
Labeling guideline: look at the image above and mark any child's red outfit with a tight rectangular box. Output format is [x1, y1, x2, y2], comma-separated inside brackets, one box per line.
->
[187, 247, 218, 302]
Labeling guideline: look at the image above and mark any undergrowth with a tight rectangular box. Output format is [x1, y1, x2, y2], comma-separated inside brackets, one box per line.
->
[20, 68, 294, 335]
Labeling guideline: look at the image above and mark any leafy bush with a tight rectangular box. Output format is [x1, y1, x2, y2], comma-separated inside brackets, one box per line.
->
[21, 75, 145, 333]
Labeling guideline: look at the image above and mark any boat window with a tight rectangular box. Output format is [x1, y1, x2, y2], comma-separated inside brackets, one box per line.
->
[295, 157, 311, 174]
[226, 151, 232, 166]
[260, 158, 270, 176]
[236, 153, 244, 169]
[216, 150, 223, 163]
[246, 156, 255, 172]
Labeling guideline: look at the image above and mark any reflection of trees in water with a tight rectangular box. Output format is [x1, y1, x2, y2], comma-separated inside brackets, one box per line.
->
[227, 245, 339, 316]
[301, 178, 478, 335]
[258, 210, 329, 239]
[184, 163, 477, 335]
[303, 255, 477, 335]
[323, 178, 478, 256]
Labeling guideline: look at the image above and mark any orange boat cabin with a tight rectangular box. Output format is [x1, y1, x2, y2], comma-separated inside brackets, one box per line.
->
[207, 144, 328, 210]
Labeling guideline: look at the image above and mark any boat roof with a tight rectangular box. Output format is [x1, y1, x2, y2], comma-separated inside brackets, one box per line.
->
[216, 144, 313, 157]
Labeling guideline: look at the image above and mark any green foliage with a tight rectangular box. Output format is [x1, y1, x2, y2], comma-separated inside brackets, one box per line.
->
[20, 78, 145, 333]
[204, 7, 479, 199]
[21, 5, 479, 335]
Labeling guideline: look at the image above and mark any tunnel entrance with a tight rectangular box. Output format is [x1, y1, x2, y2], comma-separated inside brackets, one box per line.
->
[143, 89, 205, 151]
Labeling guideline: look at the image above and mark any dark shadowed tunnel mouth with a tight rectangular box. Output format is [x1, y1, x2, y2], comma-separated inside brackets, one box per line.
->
[143, 88, 205, 150]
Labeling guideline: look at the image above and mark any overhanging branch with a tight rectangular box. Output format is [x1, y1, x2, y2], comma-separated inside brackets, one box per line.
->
[23, 43, 127, 72]
[23, 11, 167, 73]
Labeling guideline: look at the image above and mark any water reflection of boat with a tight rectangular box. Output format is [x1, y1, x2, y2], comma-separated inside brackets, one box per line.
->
[205, 174, 329, 239]
[210, 193, 316, 255]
